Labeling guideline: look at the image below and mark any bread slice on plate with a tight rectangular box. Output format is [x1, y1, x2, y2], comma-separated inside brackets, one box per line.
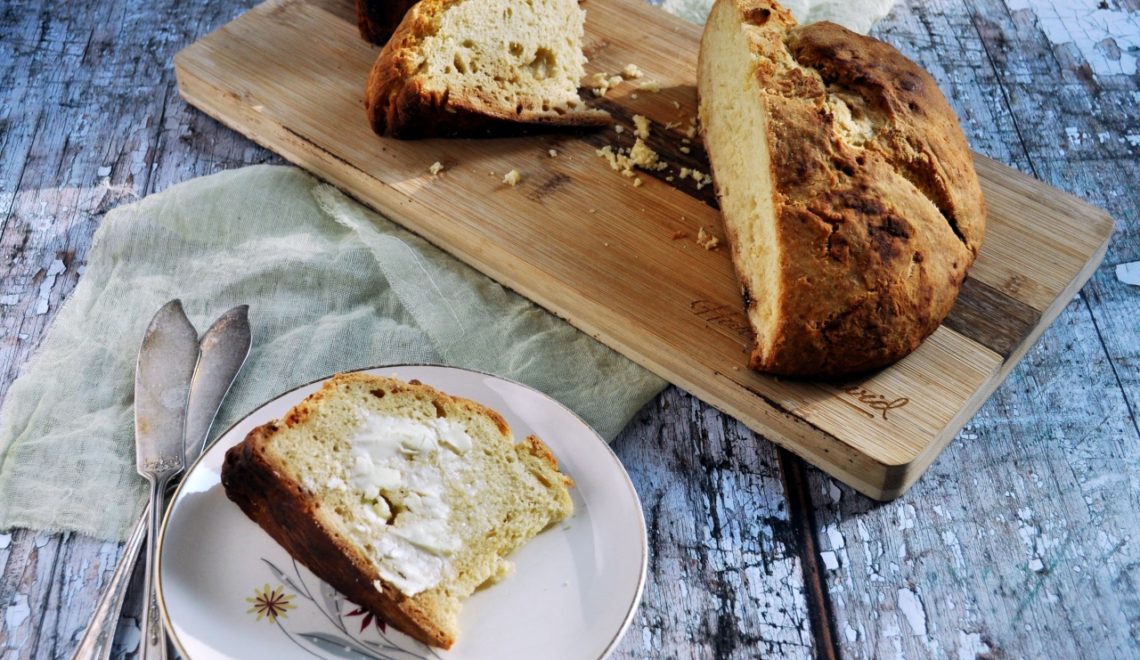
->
[697, 0, 986, 377]
[365, 0, 611, 137]
[221, 372, 574, 649]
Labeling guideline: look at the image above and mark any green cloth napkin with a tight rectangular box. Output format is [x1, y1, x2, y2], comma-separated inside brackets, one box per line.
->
[0, 165, 666, 541]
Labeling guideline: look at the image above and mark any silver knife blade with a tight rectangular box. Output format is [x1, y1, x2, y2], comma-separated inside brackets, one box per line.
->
[134, 299, 199, 478]
[184, 304, 252, 465]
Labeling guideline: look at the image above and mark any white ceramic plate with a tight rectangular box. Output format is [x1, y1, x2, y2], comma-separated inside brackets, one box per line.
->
[158, 365, 647, 660]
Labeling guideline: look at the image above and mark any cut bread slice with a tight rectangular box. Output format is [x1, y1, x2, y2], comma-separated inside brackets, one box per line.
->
[697, 0, 985, 377]
[221, 372, 574, 649]
[365, 0, 611, 138]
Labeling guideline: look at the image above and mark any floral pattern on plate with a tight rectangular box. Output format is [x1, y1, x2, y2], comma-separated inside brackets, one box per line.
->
[247, 557, 443, 660]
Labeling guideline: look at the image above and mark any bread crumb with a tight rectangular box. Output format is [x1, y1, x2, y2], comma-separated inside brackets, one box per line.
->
[685, 119, 698, 139]
[608, 75, 623, 87]
[548, 149, 558, 157]
[694, 170, 713, 190]
[596, 140, 664, 177]
[615, 125, 624, 134]
[628, 138, 660, 170]
[503, 169, 521, 186]
[428, 161, 444, 175]
[589, 208, 597, 213]
[678, 167, 691, 180]
[697, 227, 720, 250]
[589, 72, 611, 96]
[639, 80, 661, 92]
[633, 177, 643, 187]
[672, 100, 681, 109]
[681, 138, 691, 144]
[680, 146, 691, 154]
[665, 175, 674, 182]
[671, 230, 688, 240]
[631, 93, 639, 99]
[622, 63, 644, 79]
[632, 114, 651, 139]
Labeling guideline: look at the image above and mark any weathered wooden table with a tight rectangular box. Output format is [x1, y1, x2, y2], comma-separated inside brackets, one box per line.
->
[2, 0, 1137, 657]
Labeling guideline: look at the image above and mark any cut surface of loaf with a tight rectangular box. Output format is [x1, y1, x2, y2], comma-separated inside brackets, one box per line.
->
[365, 0, 611, 137]
[221, 372, 574, 649]
[698, 0, 986, 377]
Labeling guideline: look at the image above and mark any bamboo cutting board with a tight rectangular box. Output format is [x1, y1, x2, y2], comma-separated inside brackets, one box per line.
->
[174, 0, 1113, 499]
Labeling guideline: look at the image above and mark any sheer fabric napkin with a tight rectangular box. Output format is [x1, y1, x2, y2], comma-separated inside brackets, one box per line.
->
[0, 166, 666, 540]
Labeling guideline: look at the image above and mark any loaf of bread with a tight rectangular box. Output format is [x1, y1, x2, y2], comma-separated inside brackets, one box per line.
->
[364, 0, 611, 138]
[221, 373, 574, 649]
[698, 0, 985, 377]
[354, 0, 417, 45]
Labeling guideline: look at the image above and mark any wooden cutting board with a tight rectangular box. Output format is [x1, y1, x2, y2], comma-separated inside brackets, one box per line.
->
[174, 0, 1113, 500]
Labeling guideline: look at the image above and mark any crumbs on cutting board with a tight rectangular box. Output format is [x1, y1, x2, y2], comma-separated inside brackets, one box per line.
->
[429, 161, 444, 175]
[588, 63, 649, 97]
[593, 114, 711, 192]
[696, 227, 720, 250]
[502, 169, 521, 186]
[548, 148, 558, 157]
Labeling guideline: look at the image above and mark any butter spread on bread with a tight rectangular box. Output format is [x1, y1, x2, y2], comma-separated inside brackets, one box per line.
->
[222, 373, 574, 649]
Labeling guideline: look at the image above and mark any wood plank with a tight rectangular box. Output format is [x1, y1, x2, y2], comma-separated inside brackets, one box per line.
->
[610, 388, 816, 659]
[172, 0, 1113, 498]
[812, 0, 1140, 656]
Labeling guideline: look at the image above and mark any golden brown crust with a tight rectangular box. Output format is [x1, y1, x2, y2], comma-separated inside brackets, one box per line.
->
[222, 421, 454, 648]
[220, 373, 571, 648]
[354, 0, 417, 46]
[363, 0, 611, 138]
[705, 0, 986, 377]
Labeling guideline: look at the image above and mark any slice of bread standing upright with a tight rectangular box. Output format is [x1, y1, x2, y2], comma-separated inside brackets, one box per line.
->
[698, 0, 986, 377]
[365, 0, 611, 138]
[221, 372, 574, 649]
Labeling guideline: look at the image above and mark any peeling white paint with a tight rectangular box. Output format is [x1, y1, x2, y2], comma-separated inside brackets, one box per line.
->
[0, 533, 9, 549]
[957, 630, 992, 659]
[898, 587, 928, 636]
[826, 523, 846, 550]
[0, 294, 18, 305]
[1008, 0, 1139, 76]
[1117, 261, 1140, 286]
[821, 551, 840, 570]
[1029, 558, 1045, 572]
[32, 258, 65, 316]
[4, 594, 30, 632]
[97, 165, 111, 177]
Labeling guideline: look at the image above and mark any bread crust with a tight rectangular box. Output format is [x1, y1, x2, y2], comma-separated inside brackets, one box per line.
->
[221, 373, 572, 649]
[223, 420, 455, 648]
[364, 0, 611, 138]
[700, 0, 986, 377]
[354, 0, 417, 45]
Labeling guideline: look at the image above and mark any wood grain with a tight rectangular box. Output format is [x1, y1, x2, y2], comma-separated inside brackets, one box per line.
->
[809, 0, 1140, 656]
[172, 0, 1112, 499]
[2, 0, 1138, 658]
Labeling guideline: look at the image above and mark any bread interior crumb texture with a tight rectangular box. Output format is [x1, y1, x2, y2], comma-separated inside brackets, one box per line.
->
[420, 0, 591, 116]
[262, 376, 573, 639]
[699, 0, 781, 361]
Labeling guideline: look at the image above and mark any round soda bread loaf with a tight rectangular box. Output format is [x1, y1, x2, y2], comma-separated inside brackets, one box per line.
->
[365, 0, 611, 138]
[698, 0, 986, 377]
[221, 372, 574, 649]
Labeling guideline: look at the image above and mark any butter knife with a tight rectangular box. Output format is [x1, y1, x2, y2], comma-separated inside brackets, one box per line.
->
[72, 305, 252, 660]
[134, 300, 199, 660]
